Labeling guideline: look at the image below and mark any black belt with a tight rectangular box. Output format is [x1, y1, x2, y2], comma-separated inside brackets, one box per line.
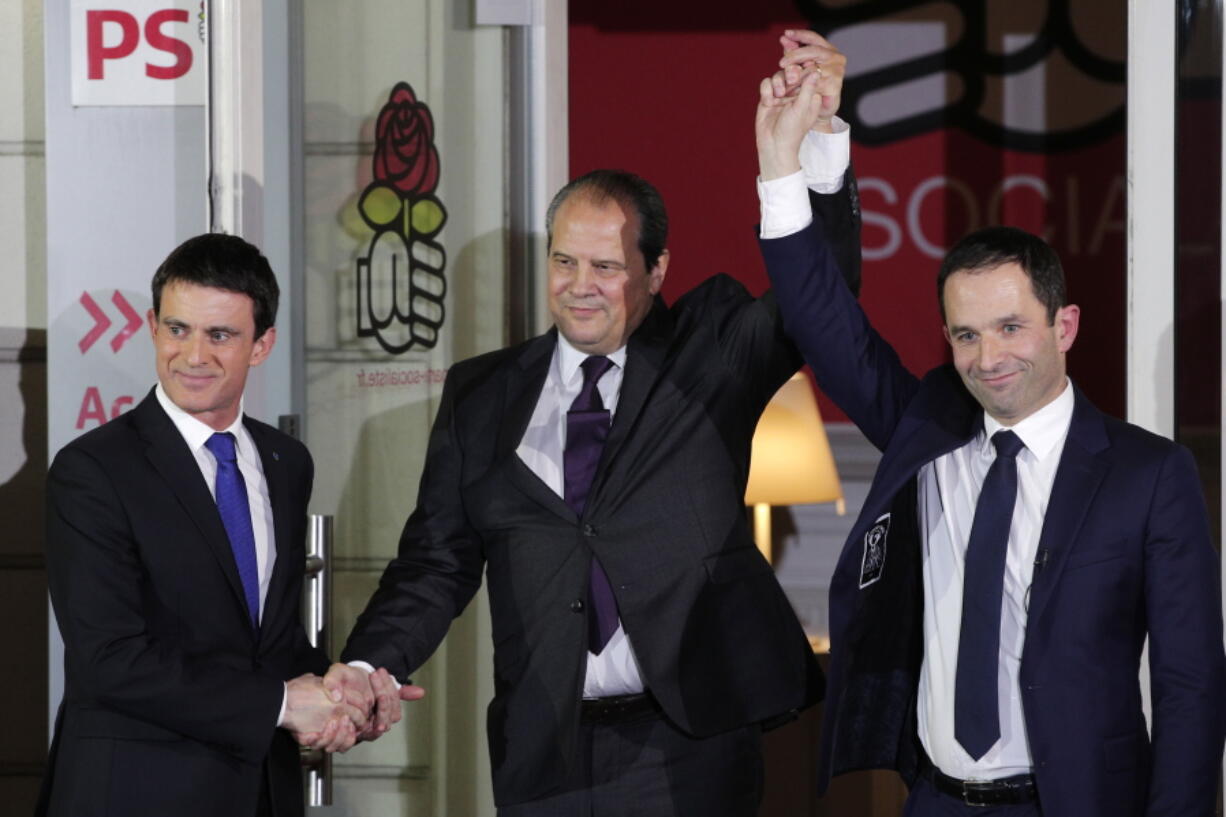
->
[928, 766, 1038, 807]
[580, 692, 661, 724]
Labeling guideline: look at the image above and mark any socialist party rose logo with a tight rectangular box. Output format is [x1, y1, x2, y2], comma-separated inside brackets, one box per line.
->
[355, 82, 447, 354]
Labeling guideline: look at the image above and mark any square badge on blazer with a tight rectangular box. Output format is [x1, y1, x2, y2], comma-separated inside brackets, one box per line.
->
[859, 513, 890, 589]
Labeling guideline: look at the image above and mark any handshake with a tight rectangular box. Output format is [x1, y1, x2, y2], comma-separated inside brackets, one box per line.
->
[281, 663, 427, 753]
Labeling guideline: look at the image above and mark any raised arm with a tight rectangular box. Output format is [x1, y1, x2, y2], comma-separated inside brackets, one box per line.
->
[755, 52, 919, 450]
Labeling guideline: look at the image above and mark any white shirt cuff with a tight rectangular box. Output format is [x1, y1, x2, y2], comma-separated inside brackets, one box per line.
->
[758, 117, 851, 239]
[758, 170, 813, 239]
[348, 659, 402, 690]
[276, 683, 287, 727]
[800, 116, 850, 194]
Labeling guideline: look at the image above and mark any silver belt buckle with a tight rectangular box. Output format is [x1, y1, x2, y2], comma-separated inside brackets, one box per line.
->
[961, 781, 992, 807]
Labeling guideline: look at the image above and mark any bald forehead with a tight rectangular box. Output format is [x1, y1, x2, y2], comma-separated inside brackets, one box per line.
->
[553, 195, 645, 265]
[560, 189, 638, 228]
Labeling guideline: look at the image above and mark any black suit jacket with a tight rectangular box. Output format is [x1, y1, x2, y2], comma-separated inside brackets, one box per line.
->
[342, 184, 861, 806]
[759, 219, 1226, 817]
[38, 390, 328, 817]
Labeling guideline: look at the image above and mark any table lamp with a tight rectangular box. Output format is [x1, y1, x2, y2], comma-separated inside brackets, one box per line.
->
[745, 372, 845, 562]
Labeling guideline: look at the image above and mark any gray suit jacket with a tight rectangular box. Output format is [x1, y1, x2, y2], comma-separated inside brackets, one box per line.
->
[343, 182, 861, 807]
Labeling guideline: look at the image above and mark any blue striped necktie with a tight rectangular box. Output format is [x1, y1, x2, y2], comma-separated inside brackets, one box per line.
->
[205, 432, 261, 630]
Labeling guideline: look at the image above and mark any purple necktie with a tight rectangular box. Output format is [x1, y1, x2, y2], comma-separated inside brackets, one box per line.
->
[564, 355, 619, 655]
[954, 429, 1025, 759]
[205, 432, 261, 630]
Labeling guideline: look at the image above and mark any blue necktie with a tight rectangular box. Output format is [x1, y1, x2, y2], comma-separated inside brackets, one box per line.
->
[954, 429, 1025, 760]
[205, 432, 261, 630]
[564, 356, 619, 655]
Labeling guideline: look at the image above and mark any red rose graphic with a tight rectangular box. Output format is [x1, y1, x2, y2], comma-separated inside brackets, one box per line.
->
[372, 82, 440, 195]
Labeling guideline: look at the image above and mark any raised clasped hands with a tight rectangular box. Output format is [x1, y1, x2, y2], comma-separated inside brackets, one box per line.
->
[756, 29, 847, 180]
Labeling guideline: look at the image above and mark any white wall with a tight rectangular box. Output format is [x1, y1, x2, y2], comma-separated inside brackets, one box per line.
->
[1, 0, 46, 332]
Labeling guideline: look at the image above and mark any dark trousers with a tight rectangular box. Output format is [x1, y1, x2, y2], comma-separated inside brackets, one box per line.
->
[497, 707, 763, 817]
[904, 775, 1043, 817]
[256, 772, 273, 817]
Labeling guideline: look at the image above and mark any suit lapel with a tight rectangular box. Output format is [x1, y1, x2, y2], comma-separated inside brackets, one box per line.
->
[498, 303, 674, 521]
[856, 372, 981, 531]
[1026, 385, 1111, 626]
[134, 392, 254, 632]
[501, 330, 575, 521]
[588, 298, 671, 506]
[247, 419, 293, 630]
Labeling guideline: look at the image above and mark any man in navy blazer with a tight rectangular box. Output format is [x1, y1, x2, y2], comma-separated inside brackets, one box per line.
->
[755, 45, 1225, 816]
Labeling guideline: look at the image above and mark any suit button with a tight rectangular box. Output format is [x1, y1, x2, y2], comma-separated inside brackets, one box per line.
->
[582, 524, 596, 537]
[571, 599, 584, 613]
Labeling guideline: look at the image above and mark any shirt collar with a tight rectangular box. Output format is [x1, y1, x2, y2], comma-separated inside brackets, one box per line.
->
[555, 333, 627, 386]
[980, 378, 1074, 462]
[155, 382, 249, 458]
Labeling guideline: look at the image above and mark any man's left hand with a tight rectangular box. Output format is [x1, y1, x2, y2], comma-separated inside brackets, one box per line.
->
[777, 29, 846, 133]
[322, 662, 427, 743]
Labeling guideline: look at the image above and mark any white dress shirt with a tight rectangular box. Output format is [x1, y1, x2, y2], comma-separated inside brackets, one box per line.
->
[154, 383, 286, 721]
[516, 334, 646, 698]
[155, 384, 277, 610]
[918, 382, 1074, 779]
[351, 337, 646, 699]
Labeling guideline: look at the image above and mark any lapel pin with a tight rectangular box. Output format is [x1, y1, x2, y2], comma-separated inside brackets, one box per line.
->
[273, 451, 280, 461]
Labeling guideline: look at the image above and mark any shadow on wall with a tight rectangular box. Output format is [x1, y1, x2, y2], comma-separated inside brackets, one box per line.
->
[317, 230, 507, 813]
[328, 227, 509, 561]
[0, 328, 49, 811]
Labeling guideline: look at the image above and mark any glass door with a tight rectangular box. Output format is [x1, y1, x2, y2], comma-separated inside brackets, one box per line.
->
[298, 2, 508, 813]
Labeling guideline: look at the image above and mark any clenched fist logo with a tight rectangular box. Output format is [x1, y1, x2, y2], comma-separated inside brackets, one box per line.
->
[355, 82, 448, 354]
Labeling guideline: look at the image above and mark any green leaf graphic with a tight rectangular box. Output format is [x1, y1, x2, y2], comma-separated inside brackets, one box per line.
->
[411, 198, 446, 235]
[359, 183, 402, 227]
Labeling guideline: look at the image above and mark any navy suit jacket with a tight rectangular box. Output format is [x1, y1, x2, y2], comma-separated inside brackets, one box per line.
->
[38, 390, 329, 817]
[758, 219, 1226, 817]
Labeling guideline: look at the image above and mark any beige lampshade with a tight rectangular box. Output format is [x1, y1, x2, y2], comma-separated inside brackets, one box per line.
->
[745, 373, 843, 507]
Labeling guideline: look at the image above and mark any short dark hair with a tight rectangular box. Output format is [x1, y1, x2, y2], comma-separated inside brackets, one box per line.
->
[937, 226, 1066, 324]
[545, 169, 668, 271]
[151, 233, 280, 339]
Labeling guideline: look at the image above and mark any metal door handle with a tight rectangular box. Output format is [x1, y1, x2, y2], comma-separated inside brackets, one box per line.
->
[301, 514, 333, 806]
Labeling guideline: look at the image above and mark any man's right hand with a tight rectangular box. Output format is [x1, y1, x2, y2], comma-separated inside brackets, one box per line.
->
[322, 663, 427, 742]
[756, 68, 823, 181]
[756, 30, 848, 181]
[282, 674, 366, 753]
[777, 29, 846, 133]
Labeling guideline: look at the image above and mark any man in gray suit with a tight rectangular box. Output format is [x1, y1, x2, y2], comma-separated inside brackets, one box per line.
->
[326, 35, 859, 817]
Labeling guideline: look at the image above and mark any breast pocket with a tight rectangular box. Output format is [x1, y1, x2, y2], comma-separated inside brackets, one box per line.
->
[1062, 539, 1127, 572]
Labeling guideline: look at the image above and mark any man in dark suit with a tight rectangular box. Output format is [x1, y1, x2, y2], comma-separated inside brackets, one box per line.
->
[327, 49, 859, 812]
[39, 234, 369, 817]
[755, 51, 1226, 817]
